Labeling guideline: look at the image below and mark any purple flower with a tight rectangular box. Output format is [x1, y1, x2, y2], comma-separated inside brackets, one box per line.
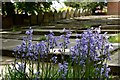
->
[58, 61, 68, 78]
[58, 29, 71, 49]
[103, 64, 111, 78]
[95, 26, 101, 33]
[33, 41, 48, 60]
[71, 27, 112, 62]
[17, 63, 25, 72]
[46, 31, 59, 49]
[25, 27, 33, 35]
[51, 56, 57, 63]
[12, 27, 112, 78]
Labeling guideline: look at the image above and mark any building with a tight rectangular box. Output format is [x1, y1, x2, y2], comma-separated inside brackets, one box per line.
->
[107, 2, 120, 15]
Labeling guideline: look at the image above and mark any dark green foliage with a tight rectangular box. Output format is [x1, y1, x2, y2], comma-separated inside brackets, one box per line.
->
[64, 2, 107, 14]
[15, 2, 37, 15]
[2, 2, 53, 15]
[2, 2, 15, 16]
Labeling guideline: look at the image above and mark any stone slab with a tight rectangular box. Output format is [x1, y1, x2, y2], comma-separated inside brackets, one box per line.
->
[21, 28, 120, 36]
[107, 50, 120, 75]
[0, 31, 21, 35]
[57, 19, 76, 24]
[108, 50, 120, 66]
[1, 34, 43, 41]
[101, 25, 120, 29]
[1, 32, 119, 42]
[2, 39, 23, 50]
[0, 56, 14, 65]
[74, 15, 118, 20]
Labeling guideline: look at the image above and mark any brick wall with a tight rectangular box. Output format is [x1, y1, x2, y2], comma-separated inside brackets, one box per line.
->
[107, 2, 120, 15]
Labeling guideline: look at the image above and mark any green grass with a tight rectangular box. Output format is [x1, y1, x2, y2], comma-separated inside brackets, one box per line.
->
[109, 33, 120, 43]
[12, 26, 22, 32]
[39, 36, 47, 41]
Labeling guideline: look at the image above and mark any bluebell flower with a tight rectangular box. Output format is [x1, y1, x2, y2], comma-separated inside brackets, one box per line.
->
[58, 61, 68, 78]
[51, 56, 57, 63]
[16, 63, 25, 72]
[25, 27, 33, 35]
[58, 29, 71, 49]
[103, 64, 111, 78]
[12, 27, 112, 78]
[46, 31, 59, 50]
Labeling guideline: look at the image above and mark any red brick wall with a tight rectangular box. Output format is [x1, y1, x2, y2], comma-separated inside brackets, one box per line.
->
[107, 2, 120, 15]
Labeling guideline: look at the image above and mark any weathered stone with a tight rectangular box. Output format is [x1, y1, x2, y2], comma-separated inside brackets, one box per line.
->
[2, 16, 13, 29]
[61, 10, 66, 19]
[31, 15, 37, 25]
[107, 50, 120, 75]
[38, 13, 43, 25]
[15, 14, 23, 25]
[58, 12, 62, 20]
[69, 8, 74, 18]
[49, 11, 54, 22]
[78, 9, 81, 17]
[23, 16, 30, 25]
[54, 11, 58, 21]
[101, 25, 120, 29]
[66, 9, 70, 19]
[43, 12, 50, 25]
[74, 9, 79, 17]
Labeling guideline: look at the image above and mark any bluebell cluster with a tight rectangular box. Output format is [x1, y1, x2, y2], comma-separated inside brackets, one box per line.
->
[12, 27, 112, 79]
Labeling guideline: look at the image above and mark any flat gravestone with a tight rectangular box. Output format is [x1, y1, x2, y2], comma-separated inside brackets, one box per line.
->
[107, 50, 120, 75]
[101, 25, 120, 29]
[108, 50, 120, 66]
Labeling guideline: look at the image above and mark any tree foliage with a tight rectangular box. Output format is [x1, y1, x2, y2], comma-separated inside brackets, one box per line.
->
[64, 2, 107, 14]
[2, 2, 15, 16]
[2, 2, 53, 16]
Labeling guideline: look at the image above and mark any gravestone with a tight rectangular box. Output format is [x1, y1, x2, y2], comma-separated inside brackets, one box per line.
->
[31, 15, 37, 25]
[54, 11, 58, 21]
[23, 15, 30, 26]
[61, 10, 66, 19]
[15, 14, 23, 25]
[38, 12, 43, 25]
[54, 12, 56, 21]
[43, 12, 49, 25]
[70, 8, 74, 18]
[58, 12, 62, 20]
[66, 9, 70, 19]
[49, 11, 54, 23]
[80, 8, 83, 16]
[78, 9, 81, 17]
[2, 16, 13, 29]
[74, 9, 79, 17]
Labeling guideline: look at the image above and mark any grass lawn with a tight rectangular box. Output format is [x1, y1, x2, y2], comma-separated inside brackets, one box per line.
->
[109, 33, 120, 43]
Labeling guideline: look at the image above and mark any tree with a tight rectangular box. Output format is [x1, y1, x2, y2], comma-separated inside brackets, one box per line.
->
[2, 2, 53, 16]
[2, 2, 15, 16]
[64, 2, 107, 14]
